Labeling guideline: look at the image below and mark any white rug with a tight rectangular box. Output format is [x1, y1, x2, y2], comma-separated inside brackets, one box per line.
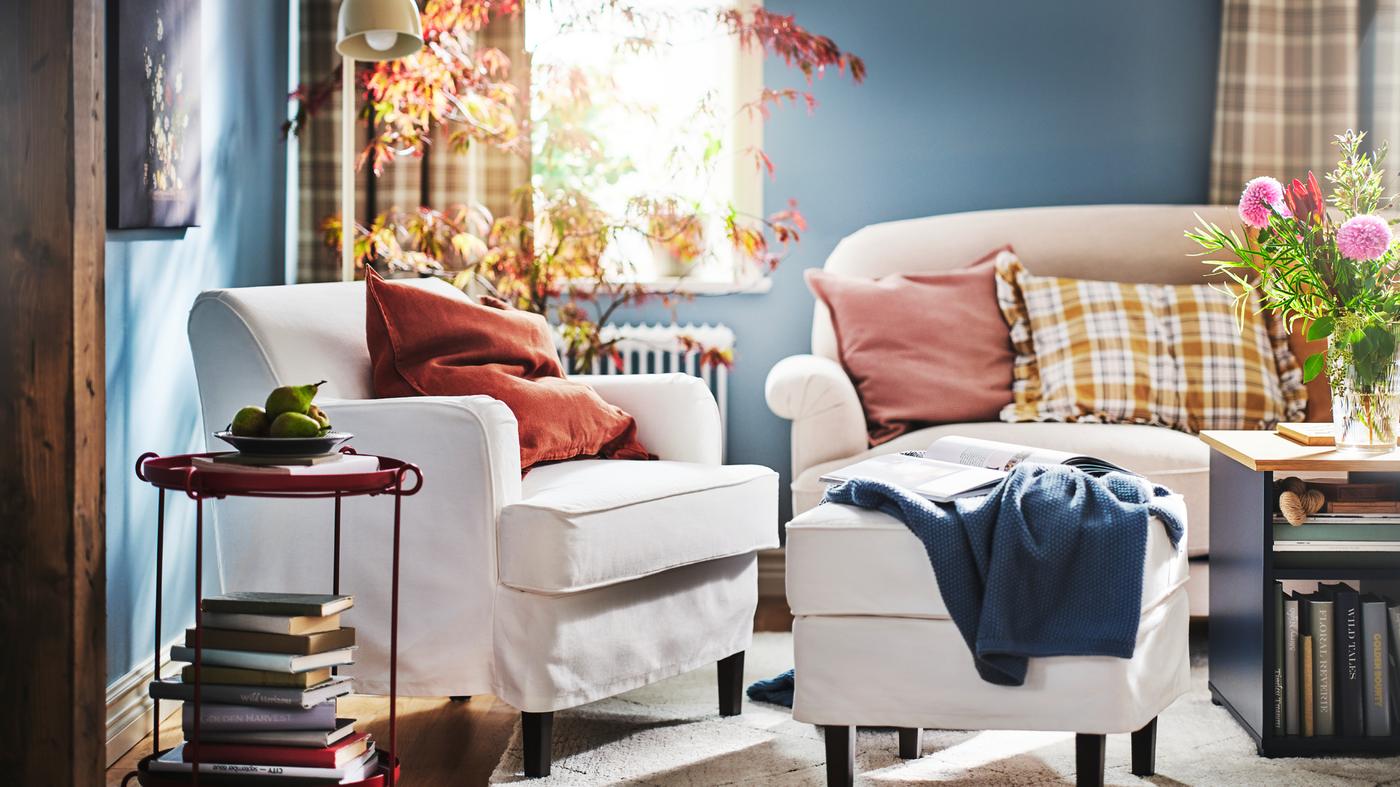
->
[490, 632, 1400, 786]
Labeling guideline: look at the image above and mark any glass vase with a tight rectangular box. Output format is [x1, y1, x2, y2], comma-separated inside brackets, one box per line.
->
[1329, 336, 1400, 453]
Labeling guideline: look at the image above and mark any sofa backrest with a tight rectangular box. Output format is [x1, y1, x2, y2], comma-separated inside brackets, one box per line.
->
[813, 203, 1241, 359]
[187, 278, 457, 442]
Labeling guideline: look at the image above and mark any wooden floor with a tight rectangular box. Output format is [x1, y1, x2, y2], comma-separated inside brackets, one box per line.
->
[106, 599, 794, 786]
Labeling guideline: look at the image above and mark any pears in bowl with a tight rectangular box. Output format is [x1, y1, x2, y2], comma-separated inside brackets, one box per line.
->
[216, 381, 352, 456]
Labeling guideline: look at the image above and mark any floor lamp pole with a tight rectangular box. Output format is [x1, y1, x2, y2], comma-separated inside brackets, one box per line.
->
[341, 55, 356, 283]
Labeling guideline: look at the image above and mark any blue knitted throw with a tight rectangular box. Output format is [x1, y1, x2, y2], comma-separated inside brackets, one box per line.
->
[822, 464, 1183, 686]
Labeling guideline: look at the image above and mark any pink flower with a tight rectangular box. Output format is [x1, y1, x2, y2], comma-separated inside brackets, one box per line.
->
[1336, 214, 1393, 261]
[1239, 176, 1286, 228]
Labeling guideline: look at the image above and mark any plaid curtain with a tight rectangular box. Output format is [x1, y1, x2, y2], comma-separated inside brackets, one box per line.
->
[1373, 0, 1400, 182]
[294, 1, 530, 282]
[1208, 0, 1360, 204]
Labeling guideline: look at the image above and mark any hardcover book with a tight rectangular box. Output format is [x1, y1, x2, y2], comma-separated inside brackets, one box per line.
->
[183, 626, 356, 656]
[201, 592, 354, 617]
[170, 644, 355, 673]
[1307, 593, 1336, 736]
[1362, 595, 1393, 736]
[180, 665, 332, 689]
[151, 675, 352, 709]
[1302, 635, 1315, 737]
[190, 718, 358, 749]
[199, 610, 341, 636]
[1336, 588, 1365, 737]
[183, 731, 371, 767]
[181, 701, 338, 732]
[1284, 593, 1300, 735]
[150, 742, 376, 782]
[1273, 582, 1285, 736]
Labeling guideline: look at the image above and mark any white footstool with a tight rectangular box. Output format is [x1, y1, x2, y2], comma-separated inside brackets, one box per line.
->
[784, 494, 1192, 787]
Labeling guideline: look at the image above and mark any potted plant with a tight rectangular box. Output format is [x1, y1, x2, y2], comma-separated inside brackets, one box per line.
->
[1189, 130, 1400, 452]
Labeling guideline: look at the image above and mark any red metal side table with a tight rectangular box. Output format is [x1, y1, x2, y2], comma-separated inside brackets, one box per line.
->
[126, 448, 422, 787]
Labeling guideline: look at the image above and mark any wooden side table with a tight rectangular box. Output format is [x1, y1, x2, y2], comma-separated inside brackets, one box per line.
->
[1200, 430, 1400, 757]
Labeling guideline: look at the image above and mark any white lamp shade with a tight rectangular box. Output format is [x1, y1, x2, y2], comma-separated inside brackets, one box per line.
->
[337, 0, 424, 60]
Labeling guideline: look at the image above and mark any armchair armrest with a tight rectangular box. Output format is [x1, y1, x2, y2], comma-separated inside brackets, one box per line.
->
[318, 395, 524, 513]
[569, 373, 721, 464]
[764, 355, 868, 478]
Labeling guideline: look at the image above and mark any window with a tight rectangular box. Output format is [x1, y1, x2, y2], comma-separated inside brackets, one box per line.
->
[526, 0, 764, 284]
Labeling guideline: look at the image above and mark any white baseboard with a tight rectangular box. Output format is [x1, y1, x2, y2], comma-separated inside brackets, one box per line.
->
[757, 547, 785, 599]
[106, 644, 182, 767]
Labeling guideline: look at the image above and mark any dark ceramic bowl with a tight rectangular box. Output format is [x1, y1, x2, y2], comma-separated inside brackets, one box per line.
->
[213, 430, 353, 457]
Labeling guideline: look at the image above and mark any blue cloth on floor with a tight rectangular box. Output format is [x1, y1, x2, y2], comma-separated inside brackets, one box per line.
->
[822, 464, 1183, 687]
[746, 668, 794, 707]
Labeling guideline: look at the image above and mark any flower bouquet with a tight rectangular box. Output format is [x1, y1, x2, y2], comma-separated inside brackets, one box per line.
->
[1189, 130, 1400, 452]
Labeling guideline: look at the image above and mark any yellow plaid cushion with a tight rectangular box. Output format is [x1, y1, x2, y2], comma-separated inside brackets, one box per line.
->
[995, 257, 1306, 432]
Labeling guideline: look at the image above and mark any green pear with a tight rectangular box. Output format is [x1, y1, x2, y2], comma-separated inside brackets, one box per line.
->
[265, 380, 326, 418]
[269, 411, 322, 438]
[230, 406, 269, 437]
[307, 404, 331, 431]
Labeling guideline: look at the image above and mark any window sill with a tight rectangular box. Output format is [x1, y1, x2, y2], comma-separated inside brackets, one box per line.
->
[569, 277, 773, 296]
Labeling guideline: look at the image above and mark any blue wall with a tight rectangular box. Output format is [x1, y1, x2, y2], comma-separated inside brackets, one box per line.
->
[106, 1, 289, 684]
[625, 0, 1222, 522]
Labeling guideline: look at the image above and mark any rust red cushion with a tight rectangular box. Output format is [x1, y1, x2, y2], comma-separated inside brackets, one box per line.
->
[364, 271, 651, 469]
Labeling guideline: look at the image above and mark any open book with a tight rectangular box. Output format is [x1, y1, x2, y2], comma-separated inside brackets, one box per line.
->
[819, 436, 1130, 503]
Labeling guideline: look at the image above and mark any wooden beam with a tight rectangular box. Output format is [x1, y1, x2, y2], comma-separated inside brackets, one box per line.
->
[0, 0, 107, 783]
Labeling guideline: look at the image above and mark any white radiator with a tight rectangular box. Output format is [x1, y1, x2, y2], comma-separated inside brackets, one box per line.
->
[559, 323, 734, 455]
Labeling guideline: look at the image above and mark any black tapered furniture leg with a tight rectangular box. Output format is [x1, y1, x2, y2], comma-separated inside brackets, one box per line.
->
[717, 651, 744, 717]
[823, 725, 854, 787]
[1131, 717, 1157, 777]
[897, 727, 922, 759]
[449, 695, 471, 702]
[522, 711, 554, 778]
[1075, 733, 1105, 787]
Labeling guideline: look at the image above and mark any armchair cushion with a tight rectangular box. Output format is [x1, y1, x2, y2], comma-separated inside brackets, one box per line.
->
[498, 460, 779, 594]
[364, 271, 650, 468]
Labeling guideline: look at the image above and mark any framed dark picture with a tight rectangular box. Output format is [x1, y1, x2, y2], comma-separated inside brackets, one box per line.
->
[108, 0, 201, 229]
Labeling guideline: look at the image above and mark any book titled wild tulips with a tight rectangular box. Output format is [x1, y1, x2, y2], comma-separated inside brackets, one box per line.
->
[1190, 130, 1400, 453]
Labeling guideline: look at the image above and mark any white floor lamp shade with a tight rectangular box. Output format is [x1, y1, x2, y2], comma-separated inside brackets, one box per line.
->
[335, 0, 424, 282]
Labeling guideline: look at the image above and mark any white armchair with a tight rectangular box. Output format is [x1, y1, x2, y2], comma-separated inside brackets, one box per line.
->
[188, 279, 778, 777]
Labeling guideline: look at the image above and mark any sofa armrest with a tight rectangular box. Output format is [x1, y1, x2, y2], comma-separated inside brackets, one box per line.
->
[764, 355, 868, 478]
[569, 373, 721, 464]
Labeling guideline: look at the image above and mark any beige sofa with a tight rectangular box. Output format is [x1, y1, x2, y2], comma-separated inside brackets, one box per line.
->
[765, 203, 1248, 617]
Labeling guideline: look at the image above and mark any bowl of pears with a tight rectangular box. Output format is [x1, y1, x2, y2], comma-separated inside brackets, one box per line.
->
[214, 381, 353, 456]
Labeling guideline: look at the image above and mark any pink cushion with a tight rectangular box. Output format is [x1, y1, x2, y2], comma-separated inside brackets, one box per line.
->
[805, 248, 1016, 444]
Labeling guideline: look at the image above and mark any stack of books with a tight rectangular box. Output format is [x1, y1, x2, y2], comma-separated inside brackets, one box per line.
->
[146, 592, 379, 783]
[1272, 581, 1400, 738]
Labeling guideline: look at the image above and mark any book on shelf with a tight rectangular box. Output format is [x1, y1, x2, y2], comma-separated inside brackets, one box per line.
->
[149, 741, 376, 782]
[1309, 588, 1337, 736]
[183, 731, 371, 768]
[190, 718, 358, 749]
[1302, 634, 1315, 737]
[170, 644, 355, 673]
[151, 675, 353, 709]
[1335, 588, 1365, 737]
[819, 435, 1129, 503]
[180, 665, 332, 689]
[191, 453, 379, 475]
[1273, 523, 1400, 541]
[182, 701, 339, 732]
[1272, 582, 1285, 736]
[1362, 595, 1393, 736]
[201, 592, 354, 617]
[199, 609, 341, 636]
[1284, 592, 1301, 735]
[184, 625, 356, 655]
